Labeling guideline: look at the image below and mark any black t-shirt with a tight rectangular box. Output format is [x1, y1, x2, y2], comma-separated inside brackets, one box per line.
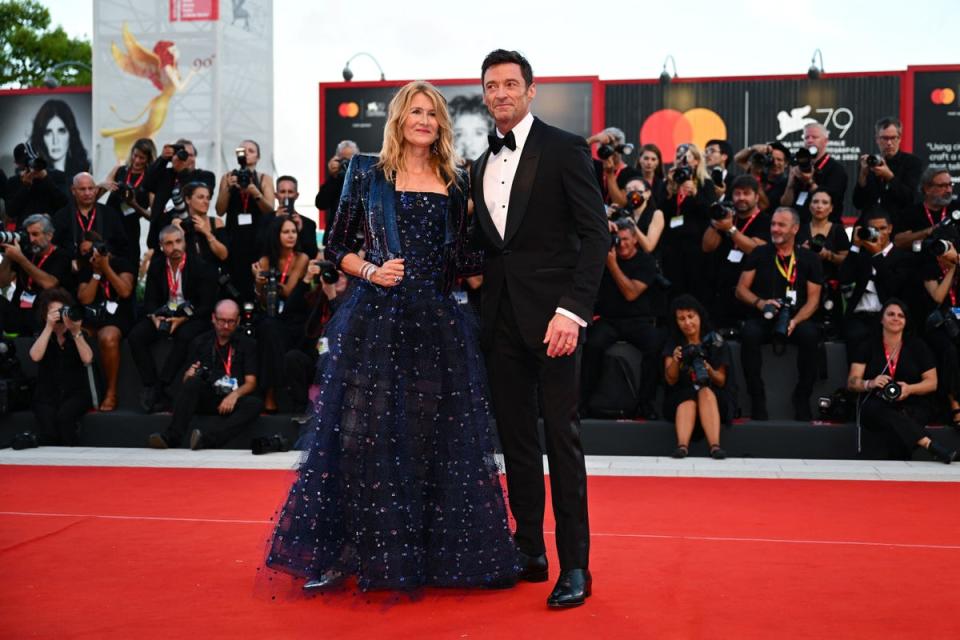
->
[797, 221, 851, 281]
[921, 257, 960, 311]
[596, 250, 658, 318]
[36, 333, 89, 397]
[662, 337, 733, 391]
[788, 155, 848, 223]
[11, 246, 73, 335]
[852, 335, 935, 410]
[76, 255, 136, 328]
[897, 203, 948, 236]
[188, 330, 258, 382]
[709, 209, 772, 290]
[852, 151, 922, 217]
[761, 173, 788, 215]
[741, 243, 823, 310]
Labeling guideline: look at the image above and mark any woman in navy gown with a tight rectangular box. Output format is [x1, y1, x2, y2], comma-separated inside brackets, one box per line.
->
[266, 81, 518, 592]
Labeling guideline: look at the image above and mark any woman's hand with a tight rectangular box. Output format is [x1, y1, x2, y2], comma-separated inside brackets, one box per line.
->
[46, 307, 61, 328]
[251, 262, 266, 285]
[100, 180, 118, 192]
[672, 345, 683, 362]
[192, 213, 212, 237]
[63, 314, 82, 335]
[370, 258, 405, 287]
[245, 183, 262, 199]
[871, 374, 892, 390]
[225, 173, 239, 189]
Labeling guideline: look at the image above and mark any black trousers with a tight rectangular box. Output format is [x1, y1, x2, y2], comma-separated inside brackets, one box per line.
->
[485, 289, 589, 571]
[740, 317, 819, 403]
[860, 395, 932, 459]
[164, 377, 263, 447]
[283, 349, 317, 413]
[582, 316, 663, 410]
[923, 327, 960, 399]
[257, 317, 304, 394]
[127, 317, 208, 387]
[33, 392, 91, 446]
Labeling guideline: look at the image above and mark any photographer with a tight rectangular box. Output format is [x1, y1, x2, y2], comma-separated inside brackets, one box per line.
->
[251, 216, 310, 412]
[315, 140, 359, 234]
[660, 143, 718, 304]
[0, 214, 72, 336]
[127, 225, 217, 413]
[734, 141, 790, 215]
[839, 209, 906, 356]
[852, 117, 922, 220]
[736, 206, 823, 420]
[25, 288, 93, 447]
[216, 139, 276, 303]
[704, 139, 735, 200]
[174, 182, 229, 266]
[587, 127, 639, 207]
[147, 299, 262, 450]
[847, 299, 955, 463]
[801, 190, 851, 336]
[581, 219, 664, 418]
[100, 138, 156, 266]
[52, 172, 129, 260]
[920, 236, 960, 428]
[75, 231, 136, 411]
[663, 294, 734, 459]
[143, 139, 216, 250]
[274, 175, 319, 259]
[701, 175, 770, 329]
[5, 143, 69, 229]
[893, 167, 954, 249]
[781, 123, 848, 223]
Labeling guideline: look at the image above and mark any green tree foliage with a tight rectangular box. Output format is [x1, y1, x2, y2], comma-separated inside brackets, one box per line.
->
[0, 0, 92, 88]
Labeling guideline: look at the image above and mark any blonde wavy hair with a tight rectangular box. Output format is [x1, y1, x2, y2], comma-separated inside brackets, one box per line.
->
[377, 81, 459, 188]
[680, 143, 710, 185]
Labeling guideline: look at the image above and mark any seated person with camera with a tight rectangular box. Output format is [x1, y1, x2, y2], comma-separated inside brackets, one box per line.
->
[581, 218, 664, 419]
[148, 298, 263, 450]
[702, 175, 770, 330]
[128, 225, 217, 413]
[663, 294, 734, 459]
[75, 231, 136, 412]
[143, 139, 216, 250]
[315, 140, 359, 237]
[0, 214, 73, 336]
[704, 139, 735, 201]
[847, 299, 956, 463]
[920, 232, 960, 427]
[5, 143, 69, 229]
[174, 181, 229, 266]
[838, 209, 907, 356]
[274, 175, 319, 259]
[99, 138, 156, 266]
[852, 117, 922, 221]
[25, 288, 94, 447]
[736, 206, 823, 420]
[587, 127, 640, 208]
[734, 142, 790, 215]
[251, 216, 310, 412]
[781, 123, 848, 223]
[800, 189, 850, 337]
[52, 172, 129, 261]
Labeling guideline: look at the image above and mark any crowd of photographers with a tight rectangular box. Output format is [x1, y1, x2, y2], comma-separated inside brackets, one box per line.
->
[583, 118, 958, 461]
[0, 137, 348, 452]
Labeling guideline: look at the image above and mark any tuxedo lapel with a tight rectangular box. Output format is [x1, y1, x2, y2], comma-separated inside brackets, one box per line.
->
[472, 150, 503, 248]
[502, 118, 543, 247]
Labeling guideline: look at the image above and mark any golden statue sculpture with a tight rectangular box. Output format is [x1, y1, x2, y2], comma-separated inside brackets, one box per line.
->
[100, 23, 198, 163]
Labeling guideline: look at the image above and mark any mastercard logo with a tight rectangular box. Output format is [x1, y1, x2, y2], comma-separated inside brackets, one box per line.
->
[338, 102, 360, 118]
[640, 108, 727, 155]
[930, 88, 957, 105]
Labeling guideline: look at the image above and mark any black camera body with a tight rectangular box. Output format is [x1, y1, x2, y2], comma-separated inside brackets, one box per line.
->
[927, 308, 960, 340]
[818, 388, 854, 421]
[60, 304, 102, 324]
[252, 433, 292, 455]
[233, 147, 252, 189]
[153, 302, 195, 333]
[710, 201, 734, 221]
[857, 226, 880, 243]
[673, 164, 694, 184]
[623, 190, 646, 212]
[762, 298, 793, 339]
[680, 331, 724, 388]
[751, 151, 774, 169]
[878, 380, 902, 403]
[597, 143, 634, 160]
[809, 233, 828, 251]
[865, 154, 884, 168]
[710, 167, 724, 187]
[260, 269, 280, 318]
[23, 141, 47, 172]
[0, 230, 29, 248]
[314, 259, 340, 285]
[791, 146, 818, 173]
[170, 144, 190, 162]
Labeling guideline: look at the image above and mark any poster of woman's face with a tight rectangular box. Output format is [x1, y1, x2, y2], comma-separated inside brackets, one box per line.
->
[0, 90, 92, 181]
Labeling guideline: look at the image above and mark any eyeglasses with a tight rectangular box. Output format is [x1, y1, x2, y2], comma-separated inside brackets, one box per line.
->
[876, 135, 900, 142]
[214, 317, 238, 326]
[931, 182, 954, 189]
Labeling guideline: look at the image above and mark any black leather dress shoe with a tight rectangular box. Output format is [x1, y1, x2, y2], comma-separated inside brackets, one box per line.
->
[517, 550, 548, 582]
[189, 429, 205, 451]
[547, 569, 592, 608]
[303, 569, 345, 592]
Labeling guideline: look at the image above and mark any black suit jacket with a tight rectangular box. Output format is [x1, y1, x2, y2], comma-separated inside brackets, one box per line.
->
[52, 203, 129, 260]
[471, 117, 608, 349]
[838, 245, 908, 316]
[143, 252, 218, 320]
[852, 151, 922, 217]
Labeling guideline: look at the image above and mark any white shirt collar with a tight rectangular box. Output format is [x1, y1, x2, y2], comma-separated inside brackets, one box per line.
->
[496, 111, 535, 149]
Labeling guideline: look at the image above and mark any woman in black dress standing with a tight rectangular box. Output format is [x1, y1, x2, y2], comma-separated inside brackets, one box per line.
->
[101, 138, 156, 267]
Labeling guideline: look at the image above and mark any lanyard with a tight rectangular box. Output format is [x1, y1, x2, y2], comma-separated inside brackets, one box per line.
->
[925, 206, 946, 228]
[27, 244, 56, 290]
[125, 170, 144, 189]
[166, 254, 186, 298]
[215, 342, 233, 377]
[775, 251, 798, 288]
[943, 264, 958, 307]
[102, 277, 112, 300]
[279, 252, 294, 285]
[76, 207, 97, 233]
[739, 209, 762, 235]
[815, 154, 830, 172]
[882, 341, 900, 378]
[239, 191, 252, 213]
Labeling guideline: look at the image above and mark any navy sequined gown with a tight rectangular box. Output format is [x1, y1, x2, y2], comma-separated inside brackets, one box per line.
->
[266, 191, 518, 590]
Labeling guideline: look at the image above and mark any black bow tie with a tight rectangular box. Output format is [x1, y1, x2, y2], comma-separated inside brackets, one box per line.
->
[488, 130, 517, 155]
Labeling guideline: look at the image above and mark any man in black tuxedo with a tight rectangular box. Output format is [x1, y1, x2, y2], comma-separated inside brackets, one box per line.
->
[471, 49, 608, 608]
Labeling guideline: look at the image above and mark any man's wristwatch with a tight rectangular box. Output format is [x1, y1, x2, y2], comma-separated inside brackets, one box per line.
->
[727, 226, 738, 237]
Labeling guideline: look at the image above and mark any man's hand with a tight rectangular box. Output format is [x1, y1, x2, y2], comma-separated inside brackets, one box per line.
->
[872, 374, 892, 389]
[167, 316, 188, 334]
[787, 318, 798, 336]
[1, 240, 26, 264]
[149, 314, 161, 330]
[184, 360, 202, 380]
[711, 213, 734, 232]
[90, 249, 108, 274]
[327, 156, 343, 175]
[218, 391, 239, 415]
[606, 245, 617, 267]
[543, 313, 580, 358]
[873, 163, 894, 182]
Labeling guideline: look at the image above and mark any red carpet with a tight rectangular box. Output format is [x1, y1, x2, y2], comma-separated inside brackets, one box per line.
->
[1, 465, 959, 639]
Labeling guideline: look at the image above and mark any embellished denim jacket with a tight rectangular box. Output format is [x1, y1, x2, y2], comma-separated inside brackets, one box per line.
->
[324, 154, 483, 295]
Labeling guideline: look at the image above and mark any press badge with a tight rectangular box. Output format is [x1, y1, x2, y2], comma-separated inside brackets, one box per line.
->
[785, 289, 798, 305]
[19, 291, 36, 309]
[277, 300, 285, 315]
[727, 249, 744, 263]
[453, 291, 469, 305]
[317, 337, 329, 354]
[237, 214, 253, 226]
[105, 301, 119, 315]
[796, 191, 809, 207]
[669, 215, 684, 229]
[217, 376, 239, 391]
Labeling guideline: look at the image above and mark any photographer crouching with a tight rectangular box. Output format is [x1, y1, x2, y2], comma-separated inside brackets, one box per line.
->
[148, 299, 262, 450]
[736, 206, 823, 420]
[581, 218, 664, 418]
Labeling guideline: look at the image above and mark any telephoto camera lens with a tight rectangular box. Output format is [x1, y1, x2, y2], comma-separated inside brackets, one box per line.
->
[761, 302, 778, 321]
[624, 190, 646, 211]
[923, 238, 952, 257]
[809, 234, 827, 251]
[710, 201, 734, 221]
[879, 380, 902, 403]
[857, 226, 880, 242]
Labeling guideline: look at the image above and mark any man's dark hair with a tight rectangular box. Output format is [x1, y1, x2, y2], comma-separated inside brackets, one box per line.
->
[707, 139, 734, 166]
[732, 174, 760, 193]
[875, 117, 903, 136]
[613, 217, 637, 232]
[768, 141, 791, 163]
[277, 175, 298, 190]
[481, 49, 534, 87]
[864, 207, 893, 226]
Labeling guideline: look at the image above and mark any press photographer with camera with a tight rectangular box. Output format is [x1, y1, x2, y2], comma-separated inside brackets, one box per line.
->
[143, 139, 216, 250]
[701, 175, 770, 329]
[24, 288, 94, 447]
[315, 140, 359, 236]
[581, 218, 664, 418]
[0, 214, 72, 336]
[615, 177, 664, 255]
[174, 181, 229, 265]
[847, 299, 955, 463]
[52, 172, 129, 261]
[99, 138, 156, 266]
[704, 139, 735, 200]
[250, 216, 310, 412]
[274, 175, 319, 259]
[734, 142, 790, 215]
[660, 143, 718, 304]
[893, 167, 955, 250]
[5, 143, 68, 229]
[662, 294, 735, 459]
[736, 206, 823, 420]
[75, 231, 135, 411]
[147, 299, 262, 450]
[127, 225, 217, 413]
[781, 123, 848, 223]
[800, 189, 851, 337]
[852, 117, 922, 220]
[920, 233, 960, 428]
[587, 127, 639, 207]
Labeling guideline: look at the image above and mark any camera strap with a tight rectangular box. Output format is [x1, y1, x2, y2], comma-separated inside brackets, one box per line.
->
[76, 208, 97, 233]
[27, 244, 56, 290]
[815, 154, 830, 172]
[940, 265, 958, 306]
[239, 192, 252, 213]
